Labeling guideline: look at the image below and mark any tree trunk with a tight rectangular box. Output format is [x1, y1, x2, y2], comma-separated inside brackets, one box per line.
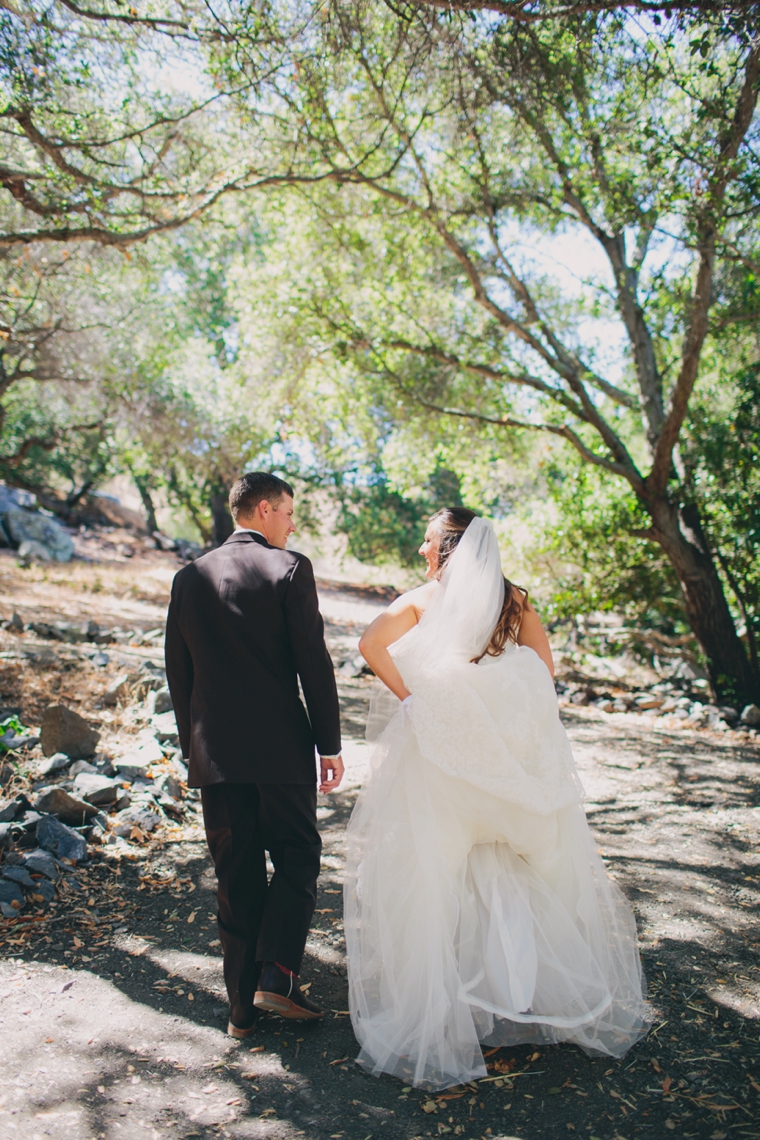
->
[133, 475, 159, 535]
[648, 496, 759, 707]
[209, 485, 234, 548]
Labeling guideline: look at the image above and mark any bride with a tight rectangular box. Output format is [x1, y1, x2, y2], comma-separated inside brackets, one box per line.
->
[343, 508, 650, 1091]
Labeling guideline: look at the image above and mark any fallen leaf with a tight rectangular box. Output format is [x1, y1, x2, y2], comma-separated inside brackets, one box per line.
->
[187, 993, 194, 1001]
[187, 912, 196, 924]
[250, 1045, 265, 1053]
[72, 936, 83, 949]
[241, 1073, 259, 1080]
[662, 1077, 672, 1094]
[749, 1079, 760, 1094]
[315, 908, 334, 914]
[528, 1052, 541, 1062]
[494, 1058, 517, 1074]
[421, 1100, 438, 1114]
[651, 1059, 663, 1074]
[329, 1056, 349, 1066]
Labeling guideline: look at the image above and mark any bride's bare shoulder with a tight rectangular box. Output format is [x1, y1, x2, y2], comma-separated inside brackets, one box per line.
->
[387, 580, 437, 620]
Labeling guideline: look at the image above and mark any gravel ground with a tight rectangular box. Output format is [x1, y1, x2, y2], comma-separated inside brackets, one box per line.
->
[1, 560, 759, 1140]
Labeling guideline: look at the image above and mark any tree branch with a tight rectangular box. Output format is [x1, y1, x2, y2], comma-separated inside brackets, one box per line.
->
[648, 43, 760, 496]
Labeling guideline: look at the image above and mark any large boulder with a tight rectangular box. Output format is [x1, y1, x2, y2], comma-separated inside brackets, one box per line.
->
[4, 506, 74, 563]
[34, 786, 98, 826]
[40, 706, 99, 759]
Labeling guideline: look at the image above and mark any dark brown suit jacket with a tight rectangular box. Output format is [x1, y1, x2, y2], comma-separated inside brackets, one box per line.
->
[164, 530, 341, 787]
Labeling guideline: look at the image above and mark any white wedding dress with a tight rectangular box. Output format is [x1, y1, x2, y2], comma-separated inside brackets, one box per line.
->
[344, 518, 649, 1091]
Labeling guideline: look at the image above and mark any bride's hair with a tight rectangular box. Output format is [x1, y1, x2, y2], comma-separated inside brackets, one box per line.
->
[429, 507, 528, 662]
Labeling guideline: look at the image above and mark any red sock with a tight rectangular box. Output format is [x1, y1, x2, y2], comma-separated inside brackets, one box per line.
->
[275, 961, 298, 979]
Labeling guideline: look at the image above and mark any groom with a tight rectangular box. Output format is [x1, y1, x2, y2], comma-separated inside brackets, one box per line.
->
[165, 471, 343, 1037]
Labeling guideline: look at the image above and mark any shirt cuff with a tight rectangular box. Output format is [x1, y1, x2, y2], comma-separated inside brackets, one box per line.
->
[319, 752, 342, 760]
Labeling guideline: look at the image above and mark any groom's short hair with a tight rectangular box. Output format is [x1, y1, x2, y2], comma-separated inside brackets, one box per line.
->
[229, 472, 294, 520]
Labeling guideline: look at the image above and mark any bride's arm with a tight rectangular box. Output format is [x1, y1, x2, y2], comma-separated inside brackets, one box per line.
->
[517, 597, 555, 678]
[359, 583, 435, 701]
[517, 600, 555, 678]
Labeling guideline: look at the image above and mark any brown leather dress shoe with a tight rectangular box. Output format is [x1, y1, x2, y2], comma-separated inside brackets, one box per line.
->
[254, 962, 323, 1020]
[227, 1005, 258, 1038]
[227, 1019, 257, 1039]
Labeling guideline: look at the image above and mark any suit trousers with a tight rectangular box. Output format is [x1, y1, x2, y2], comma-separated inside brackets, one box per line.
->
[201, 782, 321, 1024]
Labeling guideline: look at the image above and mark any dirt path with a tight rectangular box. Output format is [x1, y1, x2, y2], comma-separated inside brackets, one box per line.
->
[1, 555, 759, 1140]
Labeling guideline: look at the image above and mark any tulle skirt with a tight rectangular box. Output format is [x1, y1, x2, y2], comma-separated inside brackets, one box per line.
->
[344, 651, 650, 1090]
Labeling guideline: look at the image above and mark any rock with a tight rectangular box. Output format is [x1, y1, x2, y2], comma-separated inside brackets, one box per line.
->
[0, 793, 33, 822]
[72, 772, 119, 806]
[0, 727, 40, 751]
[96, 756, 117, 777]
[112, 806, 161, 837]
[8, 613, 24, 632]
[151, 711, 178, 744]
[68, 759, 98, 777]
[145, 688, 173, 716]
[176, 538, 204, 561]
[37, 752, 71, 778]
[40, 705, 99, 759]
[28, 621, 57, 639]
[4, 506, 74, 562]
[18, 811, 44, 835]
[0, 878, 24, 908]
[90, 651, 109, 668]
[0, 821, 13, 848]
[29, 878, 56, 904]
[37, 815, 88, 863]
[18, 538, 53, 564]
[155, 772, 182, 800]
[594, 699, 614, 713]
[0, 761, 15, 786]
[2, 866, 36, 889]
[739, 703, 760, 727]
[22, 849, 59, 879]
[719, 705, 739, 723]
[570, 690, 591, 706]
[114, 791, 131, 811]
[670, 658, 708, 682]
[103, 673, 136, 708]
[86, 620, 100, 640]
[116, 730, 164, 779]
[172, 756, 188, 782]
[51, 621, 89, 644]
[34, 786, 98, 826]
[152, 531, 178, 552]
[0, 483, 36, 513]
[634, 695, 663, 710]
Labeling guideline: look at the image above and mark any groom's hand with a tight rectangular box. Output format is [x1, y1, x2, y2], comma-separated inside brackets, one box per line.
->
[319, 754, 344, 793]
